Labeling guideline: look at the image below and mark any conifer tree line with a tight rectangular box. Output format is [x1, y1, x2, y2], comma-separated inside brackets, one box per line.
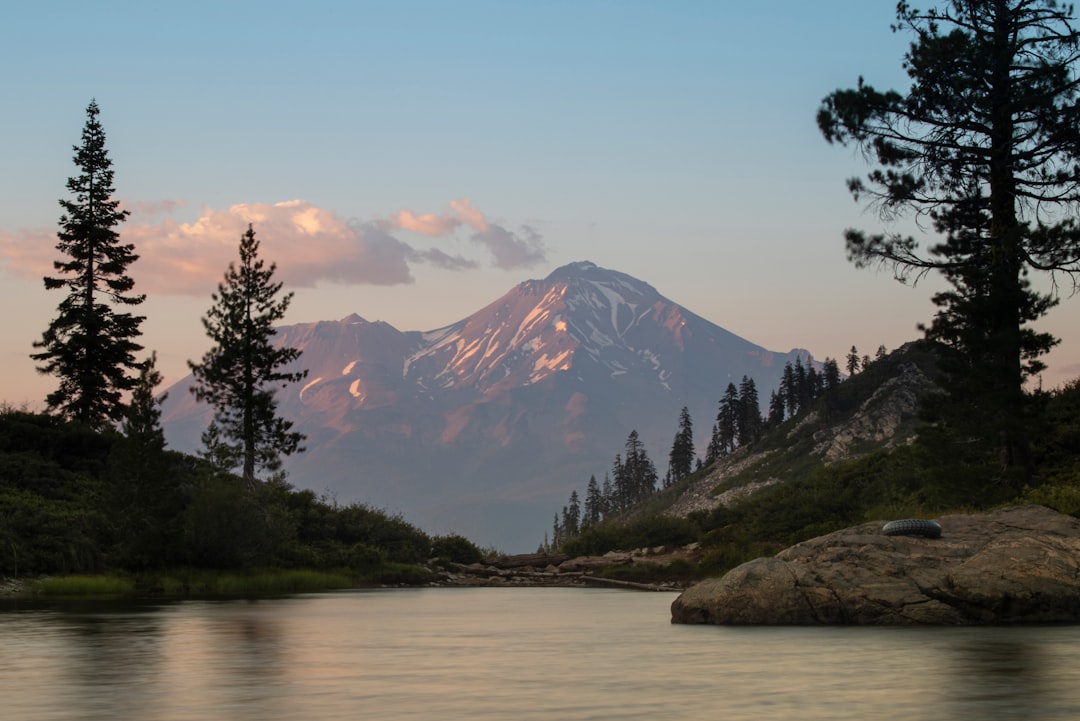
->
[32, 101, 307, 487]
[547, 347, 885, 550]
[548, 429, 662, 549]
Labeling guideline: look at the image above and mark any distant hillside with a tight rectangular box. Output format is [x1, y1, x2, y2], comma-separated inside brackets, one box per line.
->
[553, 340, 1080, 581]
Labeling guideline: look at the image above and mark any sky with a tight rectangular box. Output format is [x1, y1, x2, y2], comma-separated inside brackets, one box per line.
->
[3, 0, 1080, 411]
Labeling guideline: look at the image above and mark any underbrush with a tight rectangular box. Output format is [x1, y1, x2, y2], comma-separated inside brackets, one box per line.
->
[594, 559, 700, 585]
[137, 568, 357, 596]
[33, 568, 359, 598]
[32, 574, 137, 597]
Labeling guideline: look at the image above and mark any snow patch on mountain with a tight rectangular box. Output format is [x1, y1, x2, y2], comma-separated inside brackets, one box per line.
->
[299, 377, 323, 399]
[592, 281, 639, 337]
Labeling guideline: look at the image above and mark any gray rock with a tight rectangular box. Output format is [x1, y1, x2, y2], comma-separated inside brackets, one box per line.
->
[671, 505, 1080, 625]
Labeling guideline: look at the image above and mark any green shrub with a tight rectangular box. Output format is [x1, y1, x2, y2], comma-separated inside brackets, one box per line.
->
[1020, 482, 1080, 517]
[431, 534, 484, 564]
[563, 514, 700, 557]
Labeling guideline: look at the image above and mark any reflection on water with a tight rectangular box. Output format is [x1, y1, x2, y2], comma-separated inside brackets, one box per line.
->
[2, 589, 1080, 721]
[943, 635, 1078, 719]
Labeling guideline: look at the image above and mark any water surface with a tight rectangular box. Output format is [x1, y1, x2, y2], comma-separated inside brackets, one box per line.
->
[2, 587, 1078, 720]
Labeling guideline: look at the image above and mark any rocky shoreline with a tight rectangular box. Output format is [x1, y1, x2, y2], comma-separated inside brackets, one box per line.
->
[432, 547, 697, 591]
[672, 505, 1080, 625]
[0, 577, 28, 595]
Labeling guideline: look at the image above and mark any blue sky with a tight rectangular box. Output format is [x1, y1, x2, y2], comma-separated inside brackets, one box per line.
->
[3, 0, 1079, 408]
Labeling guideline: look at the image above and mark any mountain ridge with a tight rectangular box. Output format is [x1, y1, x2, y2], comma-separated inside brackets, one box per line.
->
[161, 260, 817, 551]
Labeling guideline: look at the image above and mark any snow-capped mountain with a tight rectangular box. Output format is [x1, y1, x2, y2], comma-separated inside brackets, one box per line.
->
[161, 261, 812, 552]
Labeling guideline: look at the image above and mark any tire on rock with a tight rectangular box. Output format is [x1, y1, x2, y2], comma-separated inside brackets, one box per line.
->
[882, 519, 942, 539]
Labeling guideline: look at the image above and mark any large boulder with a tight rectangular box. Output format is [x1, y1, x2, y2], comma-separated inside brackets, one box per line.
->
[671, 505, 1080, 625]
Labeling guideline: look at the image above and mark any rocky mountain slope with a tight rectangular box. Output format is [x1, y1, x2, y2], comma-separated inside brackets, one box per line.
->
[161, 261, 815, 552]
[663, 347, 939, 520]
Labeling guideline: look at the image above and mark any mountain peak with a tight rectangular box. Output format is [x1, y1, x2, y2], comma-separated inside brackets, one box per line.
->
[542, 260, 659, 298]
[544, 260, 600, 281]
[163, 260, 812, 551]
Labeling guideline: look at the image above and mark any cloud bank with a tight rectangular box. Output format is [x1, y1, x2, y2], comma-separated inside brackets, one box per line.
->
[380, 198, 546, 270]
[0, 198, 548, 295]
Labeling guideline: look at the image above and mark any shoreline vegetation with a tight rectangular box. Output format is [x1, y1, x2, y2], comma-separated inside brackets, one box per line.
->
[1, 569, 357, 599]
[0, 547, 700, 599]
[0, 548, 691, 600]
[6, 344, 1080, 605]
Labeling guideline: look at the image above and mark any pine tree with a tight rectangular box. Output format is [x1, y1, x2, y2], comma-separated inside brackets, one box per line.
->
[705, 422, 722, 463]
[565, 490, 581, 537]
[188, 224, 308, 491]
[122, 351, 167, 449]
[845, 346, 860, 376]
[610, 454, 627, 511]
[822, 357, 842, 391]
[767, 389, 786, 427]
[716, 383, 740, 455]
[818, 0, 1080, 473]
[737, 376, 762, 446]
[583, 475, 603, 526]
[601, 473, 614, 516]
[793, 357, 810, 412]
[32, 100, 145, 427]
[781, 362, 798, 417]
[667, 406, 695, 484]
[622, 430, 658, 503]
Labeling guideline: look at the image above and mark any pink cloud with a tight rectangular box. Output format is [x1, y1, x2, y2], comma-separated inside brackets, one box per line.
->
[381, 198, 546, 269]
[126, 201, 416, 293]
[449, 198, 489, 233]
[390, 209, 460, 236]
[381, 198, 490, 237]
[0, 198, 548, 295]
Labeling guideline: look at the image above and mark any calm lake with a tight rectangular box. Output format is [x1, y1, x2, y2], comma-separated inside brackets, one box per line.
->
[2, 587, 1079, 720]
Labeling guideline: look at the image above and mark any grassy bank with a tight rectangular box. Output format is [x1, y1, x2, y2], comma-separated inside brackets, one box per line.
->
[29, 568, 364, 598]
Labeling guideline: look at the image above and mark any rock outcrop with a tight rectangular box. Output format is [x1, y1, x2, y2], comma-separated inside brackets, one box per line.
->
[671, 505, 1080, 625]
[664, 355, 939, 520]
[812, 361, 937, 462]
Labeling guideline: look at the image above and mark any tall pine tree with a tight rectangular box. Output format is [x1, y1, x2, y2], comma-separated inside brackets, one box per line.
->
[189, 224, 307, 491]
[583, 474, 603, 527]
[32, 100, 144, 427]
[667, 406, 695, 484]
[819, 0, 1080, 474]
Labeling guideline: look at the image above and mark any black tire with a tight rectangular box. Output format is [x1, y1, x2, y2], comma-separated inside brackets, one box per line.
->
[882, 519, 942, 538]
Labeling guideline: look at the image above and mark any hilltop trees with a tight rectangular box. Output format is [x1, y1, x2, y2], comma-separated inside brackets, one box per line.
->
[32, 100, 145, 427]
[818, 0, 1080, 474]
[667, 406, 695, 486]
[583, 475, 604, 527]
[706, 376, 768, 461]
[614, 430, 659, 510]
[189, 224, 307, 491]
